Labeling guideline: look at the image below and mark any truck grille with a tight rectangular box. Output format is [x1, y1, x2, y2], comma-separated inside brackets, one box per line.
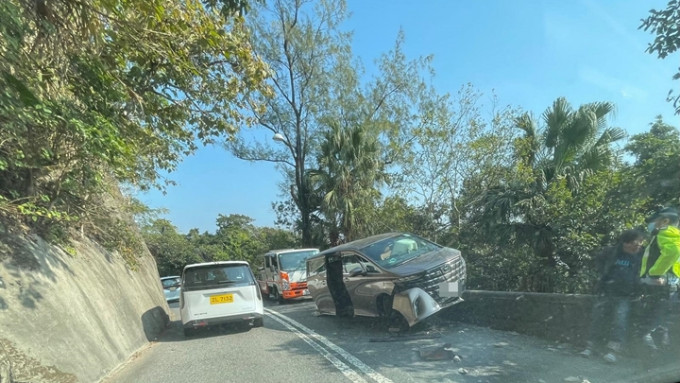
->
[290, 282, 307, 290]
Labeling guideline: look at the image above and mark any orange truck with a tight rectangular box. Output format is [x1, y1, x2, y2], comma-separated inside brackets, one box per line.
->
[257, 248, 319, 303]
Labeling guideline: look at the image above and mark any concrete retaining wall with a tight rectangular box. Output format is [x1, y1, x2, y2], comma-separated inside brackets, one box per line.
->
[448, 290, 680, 348]
[0, 234, 169, 383]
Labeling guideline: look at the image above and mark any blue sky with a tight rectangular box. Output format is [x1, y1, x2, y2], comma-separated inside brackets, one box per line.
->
[137, 0, 679, 234]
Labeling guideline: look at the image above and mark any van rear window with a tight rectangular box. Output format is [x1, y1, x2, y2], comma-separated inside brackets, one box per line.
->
[183, 264, 254, 291]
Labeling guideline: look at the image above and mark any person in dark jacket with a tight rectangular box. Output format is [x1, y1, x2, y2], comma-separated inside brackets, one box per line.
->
[580, 229, 644, 363]
[639, 207, 680, 350]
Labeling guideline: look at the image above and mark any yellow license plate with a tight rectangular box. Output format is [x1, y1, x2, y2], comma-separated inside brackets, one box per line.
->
[210, 294, 234, 304]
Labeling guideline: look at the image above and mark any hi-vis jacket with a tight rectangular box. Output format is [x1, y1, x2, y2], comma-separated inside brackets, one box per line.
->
[640, 225, 680, 278]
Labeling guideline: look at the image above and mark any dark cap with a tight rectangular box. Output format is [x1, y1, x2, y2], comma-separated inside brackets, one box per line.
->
[646, 207, 679, 223]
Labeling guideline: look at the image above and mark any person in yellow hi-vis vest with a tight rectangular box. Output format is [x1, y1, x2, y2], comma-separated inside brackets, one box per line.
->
[639, 207, 680, 350]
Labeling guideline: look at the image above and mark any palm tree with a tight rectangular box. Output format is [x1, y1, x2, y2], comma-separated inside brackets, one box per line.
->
[479, 98, 624, 291]
[312, 122, 384, 244]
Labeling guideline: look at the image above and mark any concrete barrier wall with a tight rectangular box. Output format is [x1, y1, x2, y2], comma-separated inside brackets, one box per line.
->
[0, 234, 169, 383]
[448, 290, 680, 348]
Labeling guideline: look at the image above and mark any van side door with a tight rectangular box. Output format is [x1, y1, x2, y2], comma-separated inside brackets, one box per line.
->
[307, 255, 334, 314]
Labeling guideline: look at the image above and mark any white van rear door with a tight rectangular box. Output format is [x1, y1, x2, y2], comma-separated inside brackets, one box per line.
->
[183, 285, 257, 321]
[182, 264, 259, 321]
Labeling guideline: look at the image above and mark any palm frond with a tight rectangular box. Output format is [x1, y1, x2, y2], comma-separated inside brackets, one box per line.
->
[543, 97, 571, 149]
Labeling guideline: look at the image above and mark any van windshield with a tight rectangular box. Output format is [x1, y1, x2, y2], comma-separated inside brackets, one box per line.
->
[182, 264, 254, 291]
[279, 250, 319, 271]
[361, 234, 442, 269]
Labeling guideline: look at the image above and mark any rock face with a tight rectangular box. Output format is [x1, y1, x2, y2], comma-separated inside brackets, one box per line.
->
[0, 234, 169, 383]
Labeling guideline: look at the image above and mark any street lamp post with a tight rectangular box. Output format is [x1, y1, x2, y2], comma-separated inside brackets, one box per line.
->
[272, 132, 312, 246]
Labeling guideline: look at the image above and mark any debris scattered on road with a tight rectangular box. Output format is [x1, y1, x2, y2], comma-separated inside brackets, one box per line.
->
[369, 333, 442, 342]
[453, 355, 462, 363]
[516, 295, 525, 300]
[564, 376, 589, 383]
[418, 343, 458, 361]
[493, 342, 509, 348]
[457, 368, 468, 375]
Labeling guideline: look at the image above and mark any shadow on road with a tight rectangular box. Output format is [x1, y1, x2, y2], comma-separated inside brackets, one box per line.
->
[141, 306, 169, 341]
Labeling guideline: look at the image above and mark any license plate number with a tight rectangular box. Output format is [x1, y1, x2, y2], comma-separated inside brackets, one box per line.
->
[210, 294, 234, 304]
[438, 281, 459, 298]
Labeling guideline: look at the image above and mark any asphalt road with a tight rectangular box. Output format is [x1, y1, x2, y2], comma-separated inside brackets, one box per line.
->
[103, 299, 678, 383]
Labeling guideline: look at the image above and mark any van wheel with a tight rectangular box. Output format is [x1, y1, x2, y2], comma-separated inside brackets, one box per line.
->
[388, 311, 410, 333]
[253, 318, 264, 327]
[183, 327, 194, 337]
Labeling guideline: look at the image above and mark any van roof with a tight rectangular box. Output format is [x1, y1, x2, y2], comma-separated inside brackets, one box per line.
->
[183, 261, 250, 271]
[265, 248, 319, 255]
[318, 232, 404, 254]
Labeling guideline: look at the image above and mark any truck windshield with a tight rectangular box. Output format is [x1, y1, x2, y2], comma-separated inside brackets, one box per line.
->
[279, 250, 318, 271]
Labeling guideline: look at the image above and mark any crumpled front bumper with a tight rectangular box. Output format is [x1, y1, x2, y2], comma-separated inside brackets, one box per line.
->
[391, 286, 464, 327]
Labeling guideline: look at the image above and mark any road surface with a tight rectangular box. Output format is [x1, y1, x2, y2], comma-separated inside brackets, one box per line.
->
[103, 299, 678, 383]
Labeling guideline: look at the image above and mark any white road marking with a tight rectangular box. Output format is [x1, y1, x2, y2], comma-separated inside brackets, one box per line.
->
[266, 308, 394, 383]
[266, 313, 368, 383]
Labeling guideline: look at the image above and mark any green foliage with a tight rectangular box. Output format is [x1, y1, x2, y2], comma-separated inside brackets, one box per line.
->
[623, 116, 680, 209]
[640, 0, 680, 114]
[458, 98, 630, 293]
[395, 84, 519, 242]
[228, 3, 439, 246]
[0, 0, 268, 257]
[227, 0, 352, 246]
[143, 219, 201, 276]
[142, 214, 299, 275]
[312, 121, 384, 243]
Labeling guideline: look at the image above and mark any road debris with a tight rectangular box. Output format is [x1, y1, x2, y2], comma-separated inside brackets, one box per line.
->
[418, 343, 458, 361]
[369, 333, 442, 342]
[457, 368, 468, 375]
[493, 342, 509, 348]
[563, 376, 589, 383]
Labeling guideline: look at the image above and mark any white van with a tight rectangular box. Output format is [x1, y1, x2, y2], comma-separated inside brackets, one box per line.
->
[180, 261, 264, 337]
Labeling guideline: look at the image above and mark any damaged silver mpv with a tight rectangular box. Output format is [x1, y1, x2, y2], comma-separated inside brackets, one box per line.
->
[306, 233, 466, 328]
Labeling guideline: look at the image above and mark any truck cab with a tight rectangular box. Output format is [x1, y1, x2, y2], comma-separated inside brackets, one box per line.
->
[257, 248, 319, 303]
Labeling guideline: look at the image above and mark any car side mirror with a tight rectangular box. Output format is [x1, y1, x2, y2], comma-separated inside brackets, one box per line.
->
[348, 268, 366, 277]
